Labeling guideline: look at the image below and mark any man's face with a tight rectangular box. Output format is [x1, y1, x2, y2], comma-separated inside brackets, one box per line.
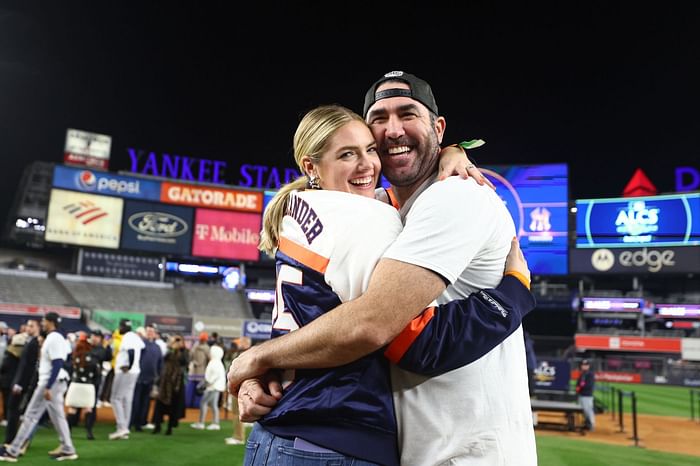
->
[90, 334, 102, 346]
[40, 318, 50, 332]
[146, 326, 156, 341]
[26, 320, 39, 337]
[365, 81, 446, 190]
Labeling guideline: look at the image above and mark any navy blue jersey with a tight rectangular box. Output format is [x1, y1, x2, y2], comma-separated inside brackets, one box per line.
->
[259, 190, 536, 465]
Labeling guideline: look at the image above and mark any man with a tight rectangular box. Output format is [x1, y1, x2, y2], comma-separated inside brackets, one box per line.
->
[3, 319, 40, 446]
[0, 313, 77, 462]
[130, 325, 162, 432]
[576, 359, 596, 431]
[229, 71, 537, 465]
[109, 318, 144, 440]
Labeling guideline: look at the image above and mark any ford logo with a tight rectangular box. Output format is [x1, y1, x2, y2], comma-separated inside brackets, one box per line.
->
[128, 212, 188, 238]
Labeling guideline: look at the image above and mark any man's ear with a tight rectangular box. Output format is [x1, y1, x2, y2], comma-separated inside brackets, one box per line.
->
[434, 116, 447, 144]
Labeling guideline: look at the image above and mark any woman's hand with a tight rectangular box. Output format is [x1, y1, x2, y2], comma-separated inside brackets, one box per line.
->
[438, 144, 495, 189]
[505, 237, 531, 285]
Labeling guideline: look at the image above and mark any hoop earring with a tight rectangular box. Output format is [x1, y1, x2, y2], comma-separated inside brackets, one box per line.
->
[308, 175, 321, 190]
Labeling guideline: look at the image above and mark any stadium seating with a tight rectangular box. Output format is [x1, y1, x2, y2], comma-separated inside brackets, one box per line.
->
[0, 268, 253, 321]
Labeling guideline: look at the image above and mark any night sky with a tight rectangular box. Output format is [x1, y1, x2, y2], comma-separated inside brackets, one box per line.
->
[1, 2, 698, 224]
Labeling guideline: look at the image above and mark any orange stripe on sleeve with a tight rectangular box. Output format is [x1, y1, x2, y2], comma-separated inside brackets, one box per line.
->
[384, 306, 435, 364]
[278, 237, 330, 274]
[504, 271, 530, 290]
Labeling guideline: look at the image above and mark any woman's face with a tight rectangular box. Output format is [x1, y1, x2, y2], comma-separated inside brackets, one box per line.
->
[311, 121, 381, 198]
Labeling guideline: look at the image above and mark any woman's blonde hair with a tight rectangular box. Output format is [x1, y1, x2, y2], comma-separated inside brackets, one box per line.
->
[258, 105, 366, 256]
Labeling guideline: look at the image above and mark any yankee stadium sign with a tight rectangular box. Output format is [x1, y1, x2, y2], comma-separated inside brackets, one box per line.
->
[127, 148, 301, 189]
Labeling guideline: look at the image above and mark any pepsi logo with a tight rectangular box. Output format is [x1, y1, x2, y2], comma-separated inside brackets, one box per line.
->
[77, 170, 97, 190]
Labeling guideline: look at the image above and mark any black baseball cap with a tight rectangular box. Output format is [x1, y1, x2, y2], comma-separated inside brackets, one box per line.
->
[581, 359, 590, 366]
[89, 328, 103, 338]
[44, 312, 62, 326]
[363, 71, 439, 117]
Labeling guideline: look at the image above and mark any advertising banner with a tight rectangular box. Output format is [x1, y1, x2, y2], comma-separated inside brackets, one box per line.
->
[79, 250, 162, 281]
[533, 359, 571, 391]
[45, 189, 123, 249]
[575, 334, 682, 353]
[657, 304, 700, 318]
[192, 315, 243, 338]
[145, 315, 193, 335]
[576, 193, 700, 249]
[580, 297, 644, 312]
[161, 182, 263, 213]
[120, 200, 193, 255]
[92, 310, 145, 331]
[53, 165, 161, 201]
[570, 245, 700, 274]
[0, 303, 81, 319]
[242, 319, 272, 340]
[64, 128, 112, 169]
[191, 208, 261, 261]
[681, 338, 700, 361]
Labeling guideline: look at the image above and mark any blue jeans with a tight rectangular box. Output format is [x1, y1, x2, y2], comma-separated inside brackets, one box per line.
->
[244, 423, 380, 465]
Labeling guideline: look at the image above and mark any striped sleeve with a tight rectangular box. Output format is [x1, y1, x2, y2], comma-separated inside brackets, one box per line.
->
[384, 275, 537, 376]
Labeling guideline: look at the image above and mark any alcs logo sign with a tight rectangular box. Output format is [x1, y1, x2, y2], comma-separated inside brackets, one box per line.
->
[592, 248, 676, 273]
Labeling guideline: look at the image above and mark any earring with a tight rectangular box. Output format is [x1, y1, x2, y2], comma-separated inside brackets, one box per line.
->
[308, 175, 321, 190]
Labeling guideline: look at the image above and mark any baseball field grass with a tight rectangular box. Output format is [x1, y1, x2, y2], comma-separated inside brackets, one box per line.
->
[601, 382, 696, 418]
[3, 383, 700, 466]
[3, 413, 699, 466]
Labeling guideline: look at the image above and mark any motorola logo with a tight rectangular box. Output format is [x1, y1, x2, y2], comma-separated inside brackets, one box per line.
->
[619, 248, 675, 273]
[591, 249, 615, 271]
[591, 247, 676, 273]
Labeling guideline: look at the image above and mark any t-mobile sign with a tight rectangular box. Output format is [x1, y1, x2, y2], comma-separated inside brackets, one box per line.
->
[191, 208, 261, 261]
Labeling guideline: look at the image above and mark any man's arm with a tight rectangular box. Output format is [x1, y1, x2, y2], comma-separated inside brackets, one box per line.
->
[387, 274, 536, 377]
[228, 258, 445, 393]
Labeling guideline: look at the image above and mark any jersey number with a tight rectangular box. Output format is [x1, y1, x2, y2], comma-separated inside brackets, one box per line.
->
[272, 264, 302, 332]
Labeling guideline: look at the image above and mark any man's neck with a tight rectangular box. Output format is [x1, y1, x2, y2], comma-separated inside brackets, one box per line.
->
[391, 170, 439, 206]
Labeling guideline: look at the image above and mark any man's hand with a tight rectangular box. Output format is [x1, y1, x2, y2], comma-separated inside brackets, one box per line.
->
[505, 237, 530, 284]
[43, 388, 52, 401]
[237, 375, 283, 422]
[227, 345, 267, 396]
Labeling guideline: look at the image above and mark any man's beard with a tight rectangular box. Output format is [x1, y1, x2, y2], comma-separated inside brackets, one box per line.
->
[381, 132, 441, 187]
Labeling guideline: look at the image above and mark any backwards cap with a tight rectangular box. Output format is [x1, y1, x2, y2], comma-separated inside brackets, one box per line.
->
[363, 71, 439, 117]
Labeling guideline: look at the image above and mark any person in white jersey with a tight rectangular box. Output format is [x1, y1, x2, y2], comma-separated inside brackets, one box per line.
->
[0, 312, 77, 462]
[229, 72, 537, 465]
[109, 318, 145, 440]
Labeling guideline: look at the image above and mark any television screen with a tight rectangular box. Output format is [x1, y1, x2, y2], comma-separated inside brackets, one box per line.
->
[482, 163, 569, 275]
[575, 193, 700, 248]
[382, 163, 569, 275]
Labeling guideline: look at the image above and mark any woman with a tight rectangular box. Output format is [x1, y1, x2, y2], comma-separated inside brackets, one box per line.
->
[243, 105, 534, 465]
[152, 334, 188, 435]
[65, 332, 100, 440]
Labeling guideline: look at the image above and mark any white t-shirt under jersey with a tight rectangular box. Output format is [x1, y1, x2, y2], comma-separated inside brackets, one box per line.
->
[384, 176, 537, 466]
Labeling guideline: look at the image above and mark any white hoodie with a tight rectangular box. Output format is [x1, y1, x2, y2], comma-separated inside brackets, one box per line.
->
[204, 345, 226, 392]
